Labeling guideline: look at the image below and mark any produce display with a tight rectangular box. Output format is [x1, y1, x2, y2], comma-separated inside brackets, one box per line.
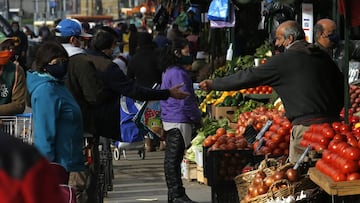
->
[240, 86, 273, 95]
[241, 162, 297, 202]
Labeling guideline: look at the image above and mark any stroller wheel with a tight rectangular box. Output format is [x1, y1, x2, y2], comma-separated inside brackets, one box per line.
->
[113, 148, 120, 160]
[138, 150, 145, 159]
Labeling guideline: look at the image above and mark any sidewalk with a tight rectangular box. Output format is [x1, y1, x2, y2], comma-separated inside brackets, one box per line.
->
[104, 150, 212, 203]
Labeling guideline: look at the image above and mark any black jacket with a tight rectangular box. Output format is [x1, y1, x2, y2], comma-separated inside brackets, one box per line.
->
[213, 40, 344, 125]
[86, 49, 171, 140]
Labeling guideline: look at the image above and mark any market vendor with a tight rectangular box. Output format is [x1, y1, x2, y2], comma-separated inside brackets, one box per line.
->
[199, 20, 344, 163]
[314, 18, 338, 56]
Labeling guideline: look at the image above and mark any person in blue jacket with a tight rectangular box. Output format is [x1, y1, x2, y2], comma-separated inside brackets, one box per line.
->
[26, 40, 84, 175]
[160, 37, 201, 203]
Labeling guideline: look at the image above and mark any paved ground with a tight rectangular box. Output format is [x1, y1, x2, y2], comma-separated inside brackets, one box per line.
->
[104, 150, 212, 203]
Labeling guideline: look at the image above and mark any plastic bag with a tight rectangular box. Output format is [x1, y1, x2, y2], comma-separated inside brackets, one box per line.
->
[207, 0, 230, 22]
[210, 6, 235, 28]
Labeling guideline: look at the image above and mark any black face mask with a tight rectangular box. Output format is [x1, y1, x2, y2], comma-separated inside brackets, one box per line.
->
[45, 61, 68, 79]
[275, 44, 286, 54]
[327, 33, 340, 48]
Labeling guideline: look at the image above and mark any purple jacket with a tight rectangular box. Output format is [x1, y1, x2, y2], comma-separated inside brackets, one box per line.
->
[160, 66, 201, 124]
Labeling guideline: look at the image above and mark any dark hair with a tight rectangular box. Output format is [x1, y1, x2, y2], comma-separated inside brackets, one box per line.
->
[160, 37, 189, 71]
[313, 23, 324, 41]
[34, 41, 68, 72]
[91, 29, 116, 51]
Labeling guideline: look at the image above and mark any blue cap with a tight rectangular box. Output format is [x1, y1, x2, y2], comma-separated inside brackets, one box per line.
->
[55, 19, 92, 37]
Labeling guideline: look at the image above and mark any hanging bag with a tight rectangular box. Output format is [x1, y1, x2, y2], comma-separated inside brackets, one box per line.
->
[207, 0, 230, 22]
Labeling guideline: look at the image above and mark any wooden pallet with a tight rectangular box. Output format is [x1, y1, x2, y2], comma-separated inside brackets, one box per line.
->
[308, 167, 360, 196]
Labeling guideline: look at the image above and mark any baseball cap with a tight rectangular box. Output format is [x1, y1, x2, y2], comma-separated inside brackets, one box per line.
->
[55, 19, 92, 37]
[0, 32, 13, 44]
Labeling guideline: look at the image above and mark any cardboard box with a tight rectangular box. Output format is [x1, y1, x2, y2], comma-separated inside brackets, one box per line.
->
[211, 105, 238, 121]
[181, 159, 197, 181]
[194, 146, 204, 167]
[197, 165, 208, 184]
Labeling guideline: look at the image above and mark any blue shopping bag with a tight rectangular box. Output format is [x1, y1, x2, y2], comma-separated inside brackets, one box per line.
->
[207, 0, 230, 22]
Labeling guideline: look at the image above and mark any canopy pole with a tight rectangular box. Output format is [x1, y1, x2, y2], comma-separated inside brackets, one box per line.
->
[343, 0, 351, 124]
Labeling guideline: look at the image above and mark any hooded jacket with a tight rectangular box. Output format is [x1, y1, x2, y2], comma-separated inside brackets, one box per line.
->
[213, 40, 344, 125]
[26, 71, 85, 172]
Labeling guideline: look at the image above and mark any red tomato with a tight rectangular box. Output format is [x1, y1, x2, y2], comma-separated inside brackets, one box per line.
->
[340, 124, 351, 134]
[321, 128, 335, 139]
[277, 127, 288, 136]
[347, 172, 360, 181]
[281, 121, 291, 130]
[269, 124, 281, 132]
[349, 116, 360, 124]
[343, 147, 360, 161]
[271, 133, 284, 143]
[264, 131, 274, 139]
[346, 135, 358, 148]
[322, 150, 332, 163]
[340, 159, 359, 174]
[332, 172, 347, 182]
[333, 134, 346, 141]
[331, 122, 342, 133]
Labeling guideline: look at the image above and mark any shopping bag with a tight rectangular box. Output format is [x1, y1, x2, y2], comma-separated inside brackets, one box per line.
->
[209, 6, 235, 28]
[207, 0, 230, 22]
[120, 96, 145, 143]
[133, 84, 164, 139]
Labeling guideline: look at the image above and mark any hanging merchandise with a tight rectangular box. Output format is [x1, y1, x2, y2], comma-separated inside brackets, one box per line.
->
[207, 0, 230, 22]
[209, 6, 235, 28]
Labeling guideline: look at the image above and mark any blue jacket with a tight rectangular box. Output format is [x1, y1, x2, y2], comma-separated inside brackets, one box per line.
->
[160, 66, 201, 124]
[26, 71, 85, 172]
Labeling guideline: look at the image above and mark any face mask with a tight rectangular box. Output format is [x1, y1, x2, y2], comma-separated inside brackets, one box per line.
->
[180, 55, 193, 65]
[327, 33, 339, 47]
[0, 50, 12, 65]
[275, 44, 285, 53]
[45, 61, 68, 79]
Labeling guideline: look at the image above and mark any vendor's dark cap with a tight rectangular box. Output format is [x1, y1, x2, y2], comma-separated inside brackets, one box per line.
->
[55, 19, 92, 37]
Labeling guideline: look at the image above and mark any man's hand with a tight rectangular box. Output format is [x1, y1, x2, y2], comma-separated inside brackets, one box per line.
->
[169, 83, 190, 99]
[199, 80, 213, 92]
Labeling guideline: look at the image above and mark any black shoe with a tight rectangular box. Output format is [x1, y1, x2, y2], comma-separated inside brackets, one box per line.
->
[169, 194, 198, 203]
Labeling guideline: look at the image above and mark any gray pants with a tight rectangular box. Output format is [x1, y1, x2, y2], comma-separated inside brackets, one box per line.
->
[289, 125, 309, 163]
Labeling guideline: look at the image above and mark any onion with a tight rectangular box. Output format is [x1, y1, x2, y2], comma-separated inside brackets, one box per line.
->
[264, 175, 275, 187]
[255, 171, 266, 179]
[253, 177, 263, 186]
[286, 168, 298, 182]
[257, 185, 269, 195]
[273, 171, 285, 181]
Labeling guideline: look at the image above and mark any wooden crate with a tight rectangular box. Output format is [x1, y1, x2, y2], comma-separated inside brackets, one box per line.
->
[181, 159, 197, 181]
[197, 165, 208, 184]
[308, 167, 360, 196]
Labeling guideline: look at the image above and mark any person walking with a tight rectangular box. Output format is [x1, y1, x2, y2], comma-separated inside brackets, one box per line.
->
[0, 32, 26, 115]
[26, 40, 85, 181]
[199, 20, 344, 163]
[160, 37, 201, 203]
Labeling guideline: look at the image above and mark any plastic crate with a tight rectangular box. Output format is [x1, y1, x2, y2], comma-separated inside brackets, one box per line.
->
[203, 148, 263, 186]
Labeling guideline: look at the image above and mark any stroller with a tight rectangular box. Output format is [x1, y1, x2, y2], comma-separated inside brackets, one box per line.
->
[113, 96, 146, 160]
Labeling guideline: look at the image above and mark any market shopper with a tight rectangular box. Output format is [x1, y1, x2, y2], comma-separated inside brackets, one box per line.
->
[314, 18, 338, 56]
[26, 41, 84, 180]
[55, 18, 101, 203]
[199, 20, 344, 163]
[160, 37, 201, 203]
[0, 32, 26, 115]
